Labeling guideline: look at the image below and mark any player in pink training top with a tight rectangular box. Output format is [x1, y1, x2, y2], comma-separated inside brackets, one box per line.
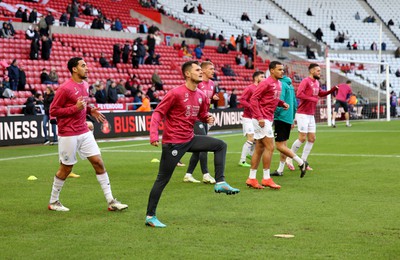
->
[245, 61, 290, 189]
[238, 71, 265, 167]
[183, 61, 220, 184]
[331, 80, 353, 127]
[286, 63, 338, 176]
[145, 61, 239, 228]
[47, 57, 128, 212]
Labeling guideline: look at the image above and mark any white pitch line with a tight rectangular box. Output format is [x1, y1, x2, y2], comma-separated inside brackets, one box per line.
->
[0, 152, 58, 162]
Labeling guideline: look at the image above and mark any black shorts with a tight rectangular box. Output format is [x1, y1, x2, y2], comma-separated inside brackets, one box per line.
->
[334, 100, 349, 112]
[274, 120, 292, 142]
[194, 121, 208, 135]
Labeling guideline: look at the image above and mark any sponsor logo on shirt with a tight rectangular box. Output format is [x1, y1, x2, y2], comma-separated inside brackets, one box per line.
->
[172, 150, 178, 156]
[198, 98, 202, 104]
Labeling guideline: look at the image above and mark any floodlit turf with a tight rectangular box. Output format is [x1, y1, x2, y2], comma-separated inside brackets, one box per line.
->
[1, 120, 400, 259]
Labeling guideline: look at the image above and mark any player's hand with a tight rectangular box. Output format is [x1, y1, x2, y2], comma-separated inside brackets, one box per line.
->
[151, 141, 159, 147]
[283, 102, 289, 110]
[258, 119, 265, 128]
[76, 97, 87, 111]
[212, 94, 220, 101]
[291, 123, 295, 129]
[206, 114, 215, 125]
[90, 107, 106, 123]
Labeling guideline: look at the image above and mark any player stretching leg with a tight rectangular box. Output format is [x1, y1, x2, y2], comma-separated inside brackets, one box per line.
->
[238, 71, 265, 167]
[286, 63, 338, 175]
[246, 61, 289, 189]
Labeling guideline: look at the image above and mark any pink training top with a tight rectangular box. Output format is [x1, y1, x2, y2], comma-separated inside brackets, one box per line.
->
[150, 84, 210, 144]
[250, 77, 284, 121]
[50, 78, 91, 136]
[297, 77, 337, 115]
[198, 79, 216, 101]
[240, 83, 256, 119]
[335, 83, 352, 102]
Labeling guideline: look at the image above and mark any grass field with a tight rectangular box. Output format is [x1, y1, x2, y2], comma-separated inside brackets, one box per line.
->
[1, 120, 400, 259]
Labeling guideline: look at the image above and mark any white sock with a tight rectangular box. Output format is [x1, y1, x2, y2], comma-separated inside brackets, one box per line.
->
[332, 118, 335, 125]
[96, 172, 113, 203]
[249, 169, 257, 179]
[240, 141, 252, 162]
[301, 142, 314, 161]
[346, 120, 349, 125]
[203, 173, 211, 177]
[291, 139, 304, 154]
[292, 155, 304, 166]
[185, 173, 193, 177]
[277, 161, 285, 173]
[50, 176, 65, 203]
[263, 169, 270, 179]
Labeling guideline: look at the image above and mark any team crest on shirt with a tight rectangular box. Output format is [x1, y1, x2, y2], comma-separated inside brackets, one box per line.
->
[172, 150, 178, 156]
[198, 98, 202, 104]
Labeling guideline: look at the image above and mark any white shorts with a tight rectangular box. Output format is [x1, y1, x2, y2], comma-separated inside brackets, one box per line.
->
[296, 113, 316, 133]
[242, 117, 255, 136]
[252, 119, 274, 140]
[58, 131, 101, 165]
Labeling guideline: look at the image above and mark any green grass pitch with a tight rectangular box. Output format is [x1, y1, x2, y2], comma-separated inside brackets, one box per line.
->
[1, 120, 400, 259]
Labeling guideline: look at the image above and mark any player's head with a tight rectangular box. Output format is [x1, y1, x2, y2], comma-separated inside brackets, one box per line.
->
[346, 80, 352, 85]
[269, 61, 284, 80]
[182, 60, 202, 84]
[68, 57, 88, 80]
[252, 71, 265, 84]
[200, 61, 214, 81]
[308, 63, 321, 80]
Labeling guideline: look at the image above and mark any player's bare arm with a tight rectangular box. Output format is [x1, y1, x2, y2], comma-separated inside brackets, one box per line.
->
[212, 94, 219, 100]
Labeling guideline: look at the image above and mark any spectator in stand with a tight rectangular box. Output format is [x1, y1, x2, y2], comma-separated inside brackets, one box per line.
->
[116, 80, 128, 96]
[370, 41, 377, 51]
[290, 38, 299, 48]
[133, 91, 143, 110]
[221, 64, 236, 76]
[198, 30, 207, 48]
[147, 33, 156, 57]
[38, 17, 49, 36]
[136, 93, 151, 112]
[91, 17, 100, 29]
[217, 88, 228, 108]
[145, 53, 161, 65]
[229, 89, 237, 108]
[22, 9, 29, 23]
[346, 41, 351, 50]
[315, 28, 323, 42]
[112, 18, 123, 31]
[30, 34, 40, 60]
[107, 81, 118, 103]
[45, 11, 55, 34]
[99, 53, 111, 68]
[41, 68, 56, 84]
[197, 4, 204, 14]
[330, 21, 336, 31]
[395, 47, 400, 58]
[235, 54, 241, 65]
[131, 42, 139, 69]
[1, 23, 14, 39]
[23, 96, 37, 116]
[7, 59, 19, 91]
[122, 41, 131, 64]
[151, 69, 163, 90]
[68, 15, 76, 27]
[34, 92, 44, 114]
[59, 12, 68, 26]
[217, 42, 229, 54]
[179, 46, 193, 59]
[395, 69, 400, 78]
[148, 24, 160, 35]
[306, 8, 313, 16]
[158, 5, 166, 15]
[15, 7, 23, 18]
[49, 67, 59, 84]
[139, 22, 148, 33]
[112, 44, 121, 65]
[218, 31, 225, 41]
[29, 8, 38, 23]
[43, 86, 57, 144]
[352, 41, 358, 50]
[306, 45, 316, 59]
[18, 65, 26, 91]
[282, 39, 290, 47]
[94, 81, 107, 104]
[2, 76, 11, 91]
[136, 38, 146, 65]
[41, 36, 52, 60]
[390, 91, 397, 117]
[381, 42, 386, 51]
[245, 58, 254, 70]
[388, 19, 394, 26]
[194, 45, 203, 59]
[241, 12, 251, 22]
[355, 11, 360, 20]
[146, 85, 160, 109]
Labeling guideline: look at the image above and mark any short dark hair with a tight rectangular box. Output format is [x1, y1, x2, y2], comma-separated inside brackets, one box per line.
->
[346, 80, 352, 84]
[269, 61, 282, 70]
[181, 60, 199, 77]
[67, 57, 83, 74]
[252, 71, 264, 80]
[308, 63, 319, 70]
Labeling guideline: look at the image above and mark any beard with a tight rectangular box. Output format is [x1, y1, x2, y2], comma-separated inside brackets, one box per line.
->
[79, 74, 88, 80]
[313, 75, 320, 80]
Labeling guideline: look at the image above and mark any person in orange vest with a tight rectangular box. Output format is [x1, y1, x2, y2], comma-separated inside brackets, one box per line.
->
[136, 94, 151, 112]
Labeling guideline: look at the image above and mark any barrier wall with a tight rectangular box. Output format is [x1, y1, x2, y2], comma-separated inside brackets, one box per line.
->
[0, 109, 244, 146]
